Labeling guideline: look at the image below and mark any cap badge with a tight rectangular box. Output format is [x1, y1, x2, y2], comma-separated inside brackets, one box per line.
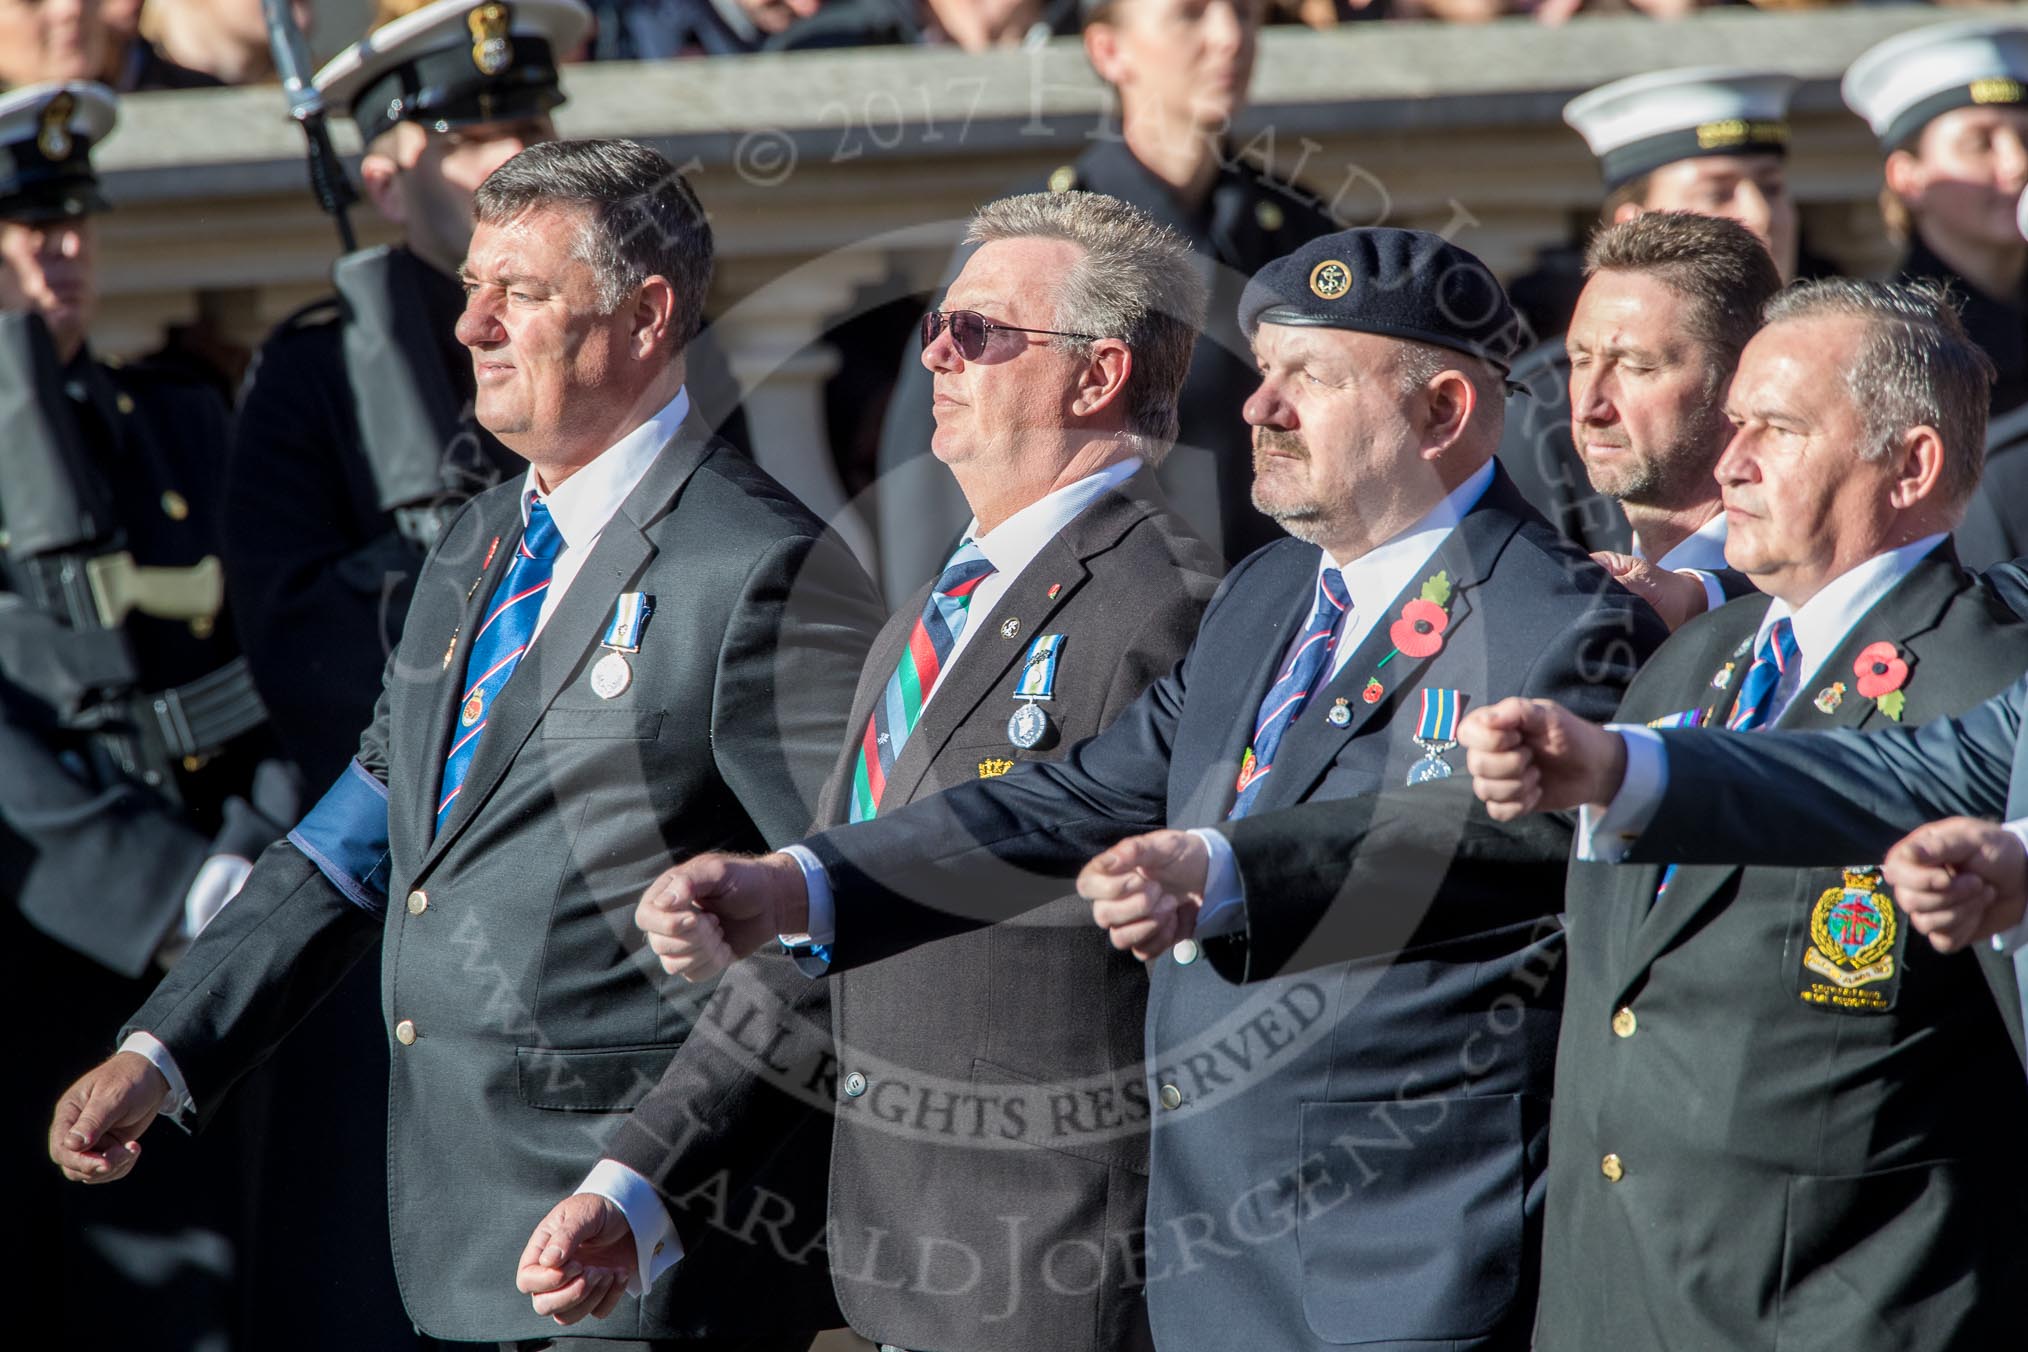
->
[37, 93, 75, 160]
[469, 2, 513, 77]
[1972, 78, 2027, 107]
[1308, 259, 1351, 301]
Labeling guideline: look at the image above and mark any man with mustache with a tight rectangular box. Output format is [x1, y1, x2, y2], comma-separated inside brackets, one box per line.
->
[637, 228, 1665, 1350]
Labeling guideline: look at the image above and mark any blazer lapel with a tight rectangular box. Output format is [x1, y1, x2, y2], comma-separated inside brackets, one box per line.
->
[419, 430, 710, 873]
[877, 481, 1168, 810]
[405, 490, 524, 860]
[1237, 492, 1515, 818]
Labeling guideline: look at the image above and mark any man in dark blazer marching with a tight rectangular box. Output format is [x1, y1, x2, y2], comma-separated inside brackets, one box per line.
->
[46, 140, 885, 1348]
[517, 190, 1225, 1352]
[639, 229, 1665, 1351]
[1461, 279, 2028, 1349]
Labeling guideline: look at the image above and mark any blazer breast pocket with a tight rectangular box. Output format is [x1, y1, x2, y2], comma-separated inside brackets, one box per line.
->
[515, 1043, 686, 1111]
[540, 708, 665, 740]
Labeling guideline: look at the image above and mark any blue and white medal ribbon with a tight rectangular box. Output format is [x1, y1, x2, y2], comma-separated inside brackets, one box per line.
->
[591, 592, 655, 699]
[1408, 687, 1466, 784]
[1008, 633, 1064, 748]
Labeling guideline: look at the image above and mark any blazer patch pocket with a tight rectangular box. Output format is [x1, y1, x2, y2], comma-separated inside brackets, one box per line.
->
[516, 1043, 686, 1111]
[1295, 1094, 1525, 1344]
[540, 708, 665, 740]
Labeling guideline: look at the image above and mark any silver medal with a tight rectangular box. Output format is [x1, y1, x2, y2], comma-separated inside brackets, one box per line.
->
[1407, 753, 1453, 785]
[1008, 701, 1050, 749]
[590, 650, 633, 699]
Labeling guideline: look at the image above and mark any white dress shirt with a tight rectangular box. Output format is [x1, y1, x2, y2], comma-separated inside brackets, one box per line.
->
[1635, 511, 1731, 614]
[1578, 533, 1947, 859]
[122, 386, 692, 1284]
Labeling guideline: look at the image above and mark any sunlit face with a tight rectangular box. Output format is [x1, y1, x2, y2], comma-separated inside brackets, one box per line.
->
[1891, 105, 2028, 254]
[921, 236, 1093, 479]
[1716, 314, 1902, 601]
[1565, 268, 1732, 512]
[0, 214, 97, 360]
[1090, 0, 1261, 138]
[1635, 153, 1798, 283]
[455, 205, 638, 458]
[0, 0, 101, 86]
[371, 116, 553, 275]
[1244, 324, 1445, 550]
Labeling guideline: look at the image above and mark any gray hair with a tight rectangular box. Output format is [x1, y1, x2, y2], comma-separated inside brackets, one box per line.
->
[473, 139, 712, 341]
[964, 191, 1208, 459]
[1392, 339, 1506, 439]
[1762, 277, 1994, 506]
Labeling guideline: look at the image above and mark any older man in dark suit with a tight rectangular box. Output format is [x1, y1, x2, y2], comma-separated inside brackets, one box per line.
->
[46, 139, 885, 1349]
[1461, 279, 2028, 1350]
[637, 228, 1665, 1351]
[518, 189, 1224, 1352]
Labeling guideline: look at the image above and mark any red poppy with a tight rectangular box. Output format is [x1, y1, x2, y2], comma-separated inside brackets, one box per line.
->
[1389, 598, 1449, 658]
[1853, 642, 1907, 700]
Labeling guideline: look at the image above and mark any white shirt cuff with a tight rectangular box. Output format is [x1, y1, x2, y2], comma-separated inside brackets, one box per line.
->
[1679, 568, 1727, 616]
[1192, 828, 1246, 939]
[1992, 820, 2028, 954]
[1575, 726, 1668, 863]
[183, 854, 253, 941]
[118, 1031, 194, 1121]
[576, 1159, 683, 1295]
[779, 844, 833, 975]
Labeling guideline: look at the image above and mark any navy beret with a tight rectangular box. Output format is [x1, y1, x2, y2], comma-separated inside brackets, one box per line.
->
[1239, 227, 1525, 375]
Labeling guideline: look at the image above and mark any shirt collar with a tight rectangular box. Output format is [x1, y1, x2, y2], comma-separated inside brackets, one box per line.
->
[1643, 511, 1730, 573]
[519, 386, 690, 549]
[1317, 458, 1495, 599]
[963, 458, 1141, 580]
[1757, 533, 1947, 679]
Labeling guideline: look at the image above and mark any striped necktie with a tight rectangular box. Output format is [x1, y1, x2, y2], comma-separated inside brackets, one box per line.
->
[1230, 567, 1350, 820]
[848, 541, 996, 821]
[436, 495, 564, 832]
[1656, 617, 1798, 904]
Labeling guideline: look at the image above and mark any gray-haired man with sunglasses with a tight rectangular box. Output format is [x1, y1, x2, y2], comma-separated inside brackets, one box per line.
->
[515, 190, 1224, 1352]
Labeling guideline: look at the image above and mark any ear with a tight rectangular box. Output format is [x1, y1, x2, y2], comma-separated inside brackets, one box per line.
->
[1417, 368, 1478, 461]
[1610, 199, 1644, 226]
[1069, 338, 1134, 420]
[359, 151, 405, 225]
[1084, 21, 1128, 87]
[1886, 423, 1948, 512]
[630, 275, 680, 361]
[1882, 148, 1925, 206]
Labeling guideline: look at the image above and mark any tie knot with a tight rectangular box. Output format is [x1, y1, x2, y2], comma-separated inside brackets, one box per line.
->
[1761, 616, 1798, 672]
[934, 541, 996, 598]
[520, 497, 565, 561]
[1316, 567, 1350, 618]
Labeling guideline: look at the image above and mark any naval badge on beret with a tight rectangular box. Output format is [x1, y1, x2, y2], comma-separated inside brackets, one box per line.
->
[313, 0, 591, 145]
[1564, 67, 1798, 190]
[0, 81, 117, 223]
[1240, 228, 1524, 375]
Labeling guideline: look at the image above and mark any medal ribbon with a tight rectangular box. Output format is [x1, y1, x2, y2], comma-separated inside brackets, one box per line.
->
[602, 592, 653, 652]
[1416, 688, 1463, 745]
[1014, 634, 1064, 701]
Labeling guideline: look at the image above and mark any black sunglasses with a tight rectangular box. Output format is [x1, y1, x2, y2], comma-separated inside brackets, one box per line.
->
[920, 309, 1100, 361]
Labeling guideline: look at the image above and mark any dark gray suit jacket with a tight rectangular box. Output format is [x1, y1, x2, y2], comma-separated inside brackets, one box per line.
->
[1545, 546, 2028, 1350]
[789, 467, 1666, 1350]
[609, 471, 1222, 1352]
[122, 429, 885, 1343]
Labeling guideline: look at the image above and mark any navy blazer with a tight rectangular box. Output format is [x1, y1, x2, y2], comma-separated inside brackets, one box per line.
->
[802, 466, 1665, 1350]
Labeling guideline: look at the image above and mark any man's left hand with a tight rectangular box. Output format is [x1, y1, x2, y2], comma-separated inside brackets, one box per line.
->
[515, 1193, 635, 1325]
[1079, 829, 1208, 961]
[635, 851, 808, 981]
[1882, 817, 2028, 953]
[1593, 552, 1711, 632]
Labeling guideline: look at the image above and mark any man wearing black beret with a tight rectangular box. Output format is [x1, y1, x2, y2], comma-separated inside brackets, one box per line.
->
[639, 227, 1667, 1351]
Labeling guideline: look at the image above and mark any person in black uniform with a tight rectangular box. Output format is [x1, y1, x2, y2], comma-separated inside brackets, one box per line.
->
[870, 0, 1337, 602]
[1501, 68, 1802, 557]
[0, 80, 286, 1351]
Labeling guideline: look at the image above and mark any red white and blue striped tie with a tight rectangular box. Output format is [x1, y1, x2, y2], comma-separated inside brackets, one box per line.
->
[436, 495, 563, 833]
